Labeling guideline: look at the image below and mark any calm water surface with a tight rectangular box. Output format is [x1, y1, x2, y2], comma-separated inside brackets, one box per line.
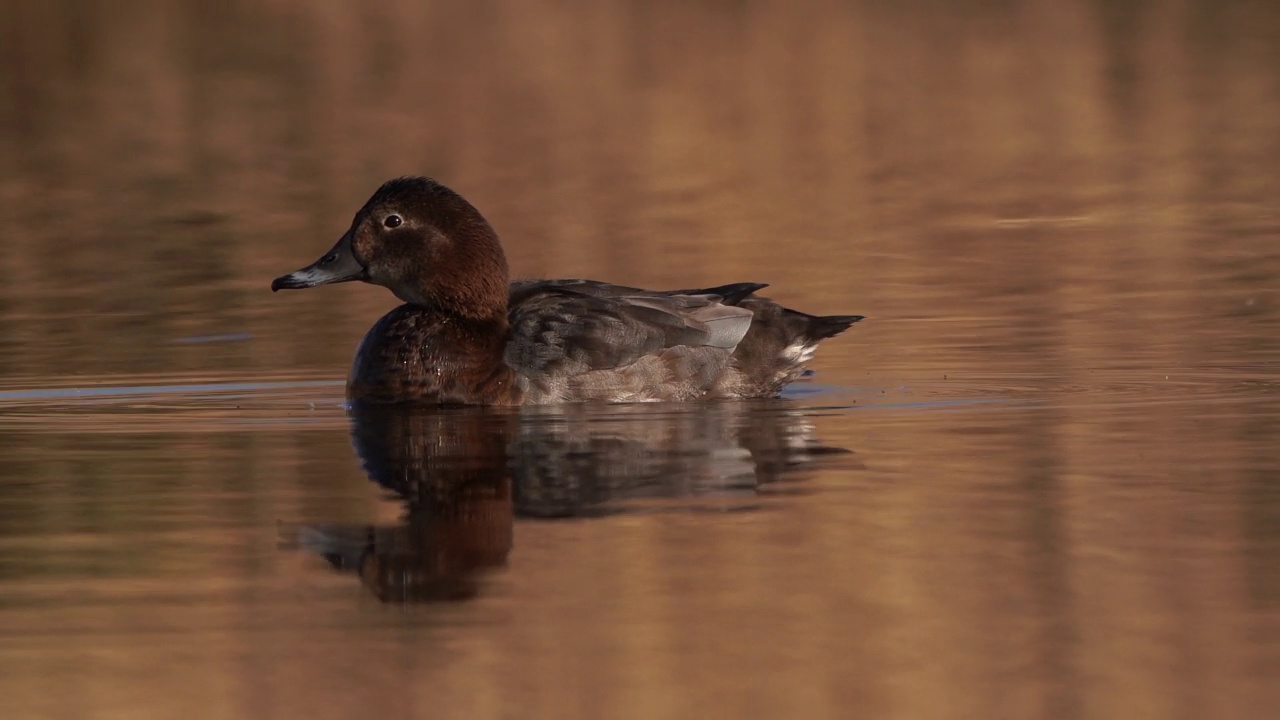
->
[2, 1, 1279, 719]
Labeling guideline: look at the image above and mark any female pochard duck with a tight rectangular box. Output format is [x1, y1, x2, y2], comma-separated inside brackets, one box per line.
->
[271, 177, 862, 405]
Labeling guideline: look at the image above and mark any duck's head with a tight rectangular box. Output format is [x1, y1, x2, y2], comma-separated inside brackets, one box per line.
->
[272, 177, 510, 320]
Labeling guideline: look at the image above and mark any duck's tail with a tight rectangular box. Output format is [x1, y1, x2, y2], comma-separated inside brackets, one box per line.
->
[724, 301, 863, 396]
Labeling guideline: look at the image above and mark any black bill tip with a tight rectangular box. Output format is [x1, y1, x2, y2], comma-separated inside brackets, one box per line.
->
[271, 274, 301, 292]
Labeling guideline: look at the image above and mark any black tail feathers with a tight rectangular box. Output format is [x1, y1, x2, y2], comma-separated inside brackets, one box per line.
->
[806, 314, 864, 340]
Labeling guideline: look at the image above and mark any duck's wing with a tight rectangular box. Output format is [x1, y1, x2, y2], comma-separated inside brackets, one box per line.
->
[505, 279, 865, 401]
[506, 285, 754, 375]
[505, 284, 754, 401]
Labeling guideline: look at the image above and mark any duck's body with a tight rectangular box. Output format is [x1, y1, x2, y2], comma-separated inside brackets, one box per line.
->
[272, 177, 862, 405]
[347, 280, 860, 404]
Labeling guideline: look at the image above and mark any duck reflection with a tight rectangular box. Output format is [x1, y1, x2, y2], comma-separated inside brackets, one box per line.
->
[303, 402, 852, 602]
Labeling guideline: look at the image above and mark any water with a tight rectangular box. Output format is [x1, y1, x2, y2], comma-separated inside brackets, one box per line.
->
[2, 1, 1279, 718]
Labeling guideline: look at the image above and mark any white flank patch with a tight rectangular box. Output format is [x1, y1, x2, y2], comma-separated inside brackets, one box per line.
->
[784, 340, 817, 366]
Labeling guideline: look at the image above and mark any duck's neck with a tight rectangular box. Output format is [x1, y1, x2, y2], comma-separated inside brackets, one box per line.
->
[397, 252, 510, 324]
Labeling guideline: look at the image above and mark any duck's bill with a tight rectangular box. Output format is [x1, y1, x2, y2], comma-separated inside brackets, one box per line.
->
[271, 236, 366, 291]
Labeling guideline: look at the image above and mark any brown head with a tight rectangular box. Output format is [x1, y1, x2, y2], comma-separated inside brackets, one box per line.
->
[271, 177, 510, 321]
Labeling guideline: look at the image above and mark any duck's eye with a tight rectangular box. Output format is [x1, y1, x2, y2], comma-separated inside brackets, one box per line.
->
[383, 214, 403, 229]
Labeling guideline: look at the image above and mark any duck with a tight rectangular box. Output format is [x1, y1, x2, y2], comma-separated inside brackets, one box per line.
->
[271, 177, 863, 405]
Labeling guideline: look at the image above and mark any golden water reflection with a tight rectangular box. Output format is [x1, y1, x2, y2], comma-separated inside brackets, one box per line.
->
[0, 0, 1278, 718]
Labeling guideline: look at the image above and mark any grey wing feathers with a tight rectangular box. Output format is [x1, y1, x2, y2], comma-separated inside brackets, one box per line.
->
[618, 295, 751, 349]
[505, 286, 753, 376]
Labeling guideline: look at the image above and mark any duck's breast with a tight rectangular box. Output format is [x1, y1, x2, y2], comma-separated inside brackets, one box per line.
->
[348, 305, 517, 404]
